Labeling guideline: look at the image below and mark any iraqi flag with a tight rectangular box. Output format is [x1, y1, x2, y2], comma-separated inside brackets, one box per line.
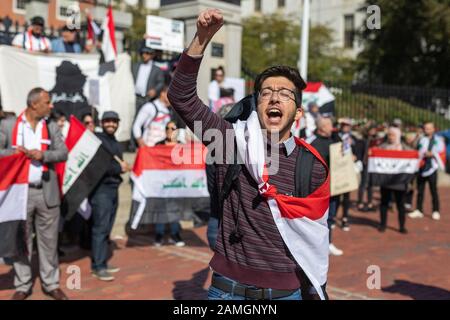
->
[0, 153, 30, 257]
[130, 143, 209, 229]
[101, 5, 117, 62]
[234, 111, 330, 300]
[56, 116, 111, 220]
[368, 148, 420, 186]
[303, 82, 335, 115]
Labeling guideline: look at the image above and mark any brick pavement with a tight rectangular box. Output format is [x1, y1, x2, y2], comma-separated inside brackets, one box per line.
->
[0, 187, 449, 300]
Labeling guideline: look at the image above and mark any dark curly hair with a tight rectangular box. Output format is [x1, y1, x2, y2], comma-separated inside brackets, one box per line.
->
[254, 66, 307, 106]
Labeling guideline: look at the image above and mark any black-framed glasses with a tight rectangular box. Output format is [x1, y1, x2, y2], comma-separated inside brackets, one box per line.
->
[259, 87, 296, 102]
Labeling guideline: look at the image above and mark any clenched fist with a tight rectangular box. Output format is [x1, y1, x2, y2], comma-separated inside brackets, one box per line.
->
[187, 9, 224, 56]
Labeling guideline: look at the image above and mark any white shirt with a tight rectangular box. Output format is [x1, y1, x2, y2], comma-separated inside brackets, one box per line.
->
[132, 99, 171, 146]
[208, 78, 233, 107]
[12, 32, 52, 52]
[20, 119, 45, 184]
[135, 61, 153, 97]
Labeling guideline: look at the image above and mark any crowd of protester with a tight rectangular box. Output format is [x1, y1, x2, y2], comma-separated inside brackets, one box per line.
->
[0, 13, 448, 300]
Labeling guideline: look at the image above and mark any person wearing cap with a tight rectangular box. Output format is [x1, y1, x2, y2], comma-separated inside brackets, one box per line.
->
[89, 111, 130, 281]
[51, 25, 82, 53]
[132, 44, 165, 110]
[12, 16, 52, 53]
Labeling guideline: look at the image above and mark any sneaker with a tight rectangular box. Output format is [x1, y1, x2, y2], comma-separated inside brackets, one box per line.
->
[329, 243, 343, 256]
[432, 211, 441, 221]
[154, 234, 163, 247]
[168, 233, 185, 247]
[341, 219, 350, 232]
[92, 269, 114, 281]
[408, 209, 424, 219]
[106, 265, 120, 273]
[404, 203, 412, 211]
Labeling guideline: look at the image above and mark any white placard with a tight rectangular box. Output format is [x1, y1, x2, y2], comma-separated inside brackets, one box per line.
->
[146, 15, 184, 53]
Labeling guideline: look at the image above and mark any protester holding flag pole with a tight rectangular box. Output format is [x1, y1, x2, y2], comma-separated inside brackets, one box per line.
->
[90, 111, 130, 282]
[0, 88, 69, 300]
[168, 9, 330, 300]
[368, 126, 418, 234]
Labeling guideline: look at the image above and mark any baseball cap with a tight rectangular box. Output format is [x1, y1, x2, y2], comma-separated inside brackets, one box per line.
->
[101, 111, 120, 121]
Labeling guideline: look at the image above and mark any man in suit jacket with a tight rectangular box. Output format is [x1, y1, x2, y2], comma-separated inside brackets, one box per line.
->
[0, 88, 69, 300]
[132, 46, 165, 111]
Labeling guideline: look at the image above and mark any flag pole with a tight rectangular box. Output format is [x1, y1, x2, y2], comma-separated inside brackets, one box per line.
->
[299, 0, 310, 81]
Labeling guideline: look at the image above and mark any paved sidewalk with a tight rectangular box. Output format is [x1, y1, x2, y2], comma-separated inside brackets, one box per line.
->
[1, 187, 449, 300]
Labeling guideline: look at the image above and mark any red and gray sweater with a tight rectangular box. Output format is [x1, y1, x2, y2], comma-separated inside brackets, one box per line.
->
[168, 52, 326, 290]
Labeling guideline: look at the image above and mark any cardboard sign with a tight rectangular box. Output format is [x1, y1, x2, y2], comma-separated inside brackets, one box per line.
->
[146, 15, 184, 53]
[330, 142, 359, 196]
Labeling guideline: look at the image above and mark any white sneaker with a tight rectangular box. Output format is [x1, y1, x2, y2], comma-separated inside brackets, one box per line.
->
[329, 243, 343, 256]
[432, 211, 441, 220]
[408, 209, 424, 219]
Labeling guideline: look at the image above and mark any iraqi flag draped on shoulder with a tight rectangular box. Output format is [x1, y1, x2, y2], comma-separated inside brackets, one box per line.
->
[233, 111, 330, 300]
[0, 153, 30, 257]
[368, 148, 420, 186]
[130, 143, 209, 229]
[417, 136, 446, 177]
[56, 116, 111, 220]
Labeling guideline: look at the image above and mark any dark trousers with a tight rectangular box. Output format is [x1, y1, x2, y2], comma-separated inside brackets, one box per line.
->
[416, 172, 439, 212]
[380, 188, 406, 229]
[328, 196, 339, 243]
[90, 184, 119, 271]
[155, 222, 180, 236]
[336, 192, 350, 219]
[357, 165, 373, 204]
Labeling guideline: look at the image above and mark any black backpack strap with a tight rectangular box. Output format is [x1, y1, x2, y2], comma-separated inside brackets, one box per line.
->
[294, 145, 315, 197]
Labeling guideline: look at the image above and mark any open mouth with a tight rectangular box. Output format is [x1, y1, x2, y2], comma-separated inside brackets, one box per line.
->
[266, 108, 283, 124]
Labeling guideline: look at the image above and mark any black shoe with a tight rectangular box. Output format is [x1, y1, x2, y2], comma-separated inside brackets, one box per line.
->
[154, 234, 163, 247]
[399, 227, 408, 234]
[168, 233, 185, 247]
[378, 225, 386, 233]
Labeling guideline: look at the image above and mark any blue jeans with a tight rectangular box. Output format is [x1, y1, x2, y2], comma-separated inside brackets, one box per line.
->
[207, 217, 219, 250]
[90, 184, 118, 271]
[155, 222, 180, 236]
[207, 273, 302, 300]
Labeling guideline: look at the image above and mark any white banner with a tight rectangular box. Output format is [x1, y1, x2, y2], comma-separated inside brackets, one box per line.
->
[0, 45, 135, 141]
[146, 15, 184, 53]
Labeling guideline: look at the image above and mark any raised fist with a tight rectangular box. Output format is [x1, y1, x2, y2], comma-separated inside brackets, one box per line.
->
[196, 9, 224, 42]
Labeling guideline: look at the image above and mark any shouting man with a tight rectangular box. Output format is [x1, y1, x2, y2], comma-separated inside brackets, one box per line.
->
[168, 9, 330, 300]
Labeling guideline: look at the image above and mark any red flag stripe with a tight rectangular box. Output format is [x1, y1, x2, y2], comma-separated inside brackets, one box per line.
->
[133, 144, 207, 176]
[0, 153, 30, 190]
[369, 148, 420, 159]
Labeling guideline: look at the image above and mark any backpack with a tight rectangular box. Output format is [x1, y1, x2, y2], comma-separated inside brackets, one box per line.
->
[209, 93, 328, 299]
[213, 94, 320, 220]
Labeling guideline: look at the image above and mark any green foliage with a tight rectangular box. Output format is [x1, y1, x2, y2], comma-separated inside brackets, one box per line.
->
[335, 91, 450, 130]
[242, 14, 356, 83]
[357, 0, 450, 87]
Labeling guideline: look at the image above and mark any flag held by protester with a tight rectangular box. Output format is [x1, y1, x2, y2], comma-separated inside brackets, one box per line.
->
[130, 143, 210, 229]
[0, 153, 30, 258]
[368, 148, 420, 186]
[56, 116, 111, 220]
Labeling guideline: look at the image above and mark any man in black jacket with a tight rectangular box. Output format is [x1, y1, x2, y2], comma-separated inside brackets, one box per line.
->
[90, 111, 130, 281]
[306, 117, 344, 256]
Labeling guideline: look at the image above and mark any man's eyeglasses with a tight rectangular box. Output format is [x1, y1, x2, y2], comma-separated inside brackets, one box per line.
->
[84, 121, 94, 125]
[259, 87, 296, 102]
[166, 126, 177, 131]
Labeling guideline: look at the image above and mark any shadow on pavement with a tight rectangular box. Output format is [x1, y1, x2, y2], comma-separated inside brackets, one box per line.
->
[172, 267, 210, 300]
[382, 279, 450, 300]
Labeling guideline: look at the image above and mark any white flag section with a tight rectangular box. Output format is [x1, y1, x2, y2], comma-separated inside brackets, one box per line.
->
[368, 148, 420, 187]
[131, 144, 209, 229]
[233, 111, 330, 300]
[0, 45, 135, 141]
